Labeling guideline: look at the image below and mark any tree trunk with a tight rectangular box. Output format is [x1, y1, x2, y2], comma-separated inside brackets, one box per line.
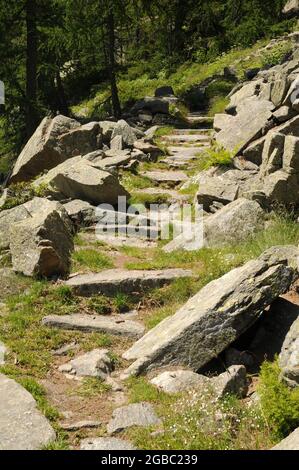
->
[56, 70, 69, 116]
[107, 12, 121, 119]
[25, 0, 38, 138]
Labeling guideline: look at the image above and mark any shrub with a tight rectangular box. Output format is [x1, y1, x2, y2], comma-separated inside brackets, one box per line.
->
[258, 360, 299, 439]
[195, 144, 233, 171]
[1, 182, 48, 210]
[261, 41, 293, 67]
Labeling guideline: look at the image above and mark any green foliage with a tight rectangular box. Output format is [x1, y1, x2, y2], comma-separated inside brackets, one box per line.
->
[258, 360, 299, 439]
[113, 292, 132, 313]
[72, 249, 114, 272]
[87, 295, 112, 315]
[261, 41, 293, 67]
[195, 144, 233, 171]
[19, 377, 60, 422]
[77, 377, 111, 398]
[1, 182, 48, 211]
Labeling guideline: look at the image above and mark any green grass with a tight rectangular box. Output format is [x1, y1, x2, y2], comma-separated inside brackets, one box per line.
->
[76, 377, 112, 398]
[194, 144, 233, 172]
[121, 173, 153, 193]
[126, 382, 273, 450]
[72, 249, 114, 272]
[129, 192, 171, 208]
[0, 282, 113, 379]
[154, 127, 175, 138]
[208, 96, 230, 116]
[258, 360, 299, 439]
[0, 182, 49, 211]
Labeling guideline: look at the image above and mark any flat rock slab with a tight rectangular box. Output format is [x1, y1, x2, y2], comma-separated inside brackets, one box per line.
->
[42, 314, 145, 338]
[58, 348, 114, 379]
[279, 315, 299, 387]
[272, 427, 299, 450]
[65, 268, 193, 297]
[107, 402, 161, 434]
[141, 171, 188, 184]
[0, 373, 55, 450]
[61, 420, 101, 431]
[164, 135, 210, 143]
[151, 370, 209, 394]
[123, 246, 298, 375]
[80, 437, 136, 450]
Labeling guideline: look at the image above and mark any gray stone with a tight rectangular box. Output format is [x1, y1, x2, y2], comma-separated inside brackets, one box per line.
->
[34, 156, 129, 205]
[10, 204, 73, 278]
[42, 314, 145, 338]
[111, 120, 138, 147]
[123, 246, 298, 375]
[272, 427, 299, 450]
[283, 135, 299, 173]
[196, 175, 239, 212]
[65, 268, 193, 297]
[0, 341, 7, 365]
[260, 132, 285, 177]
[0, 373, 55, 450]
[99, 121, 117, 143]
[225, 348, 255, 368]
[63, 199, 95, 226]
[273, 106, 295, 123]
[80, 437, 136, 450]
[10, 115, 81, 183]
[58, 349, 114, 379]
[107, 402, 161, 435]
[280, 316, 299, 387]
[134, 140, 161, 159]
[150, 370, 209, 394]
[141, 170, 188, 185]
[283, 0, 299, 17]
[61, 420, 101, 431]
[203, 198, 265, 247]
[243, 136, 266, 166]
[110, 135, 124, 151]
[271, 73, 289, 107]
[211, 365, 248, 398]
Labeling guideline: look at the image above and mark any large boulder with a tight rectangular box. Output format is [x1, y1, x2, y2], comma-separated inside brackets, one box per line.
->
[280, 316, 299, 387]
[272, 427, 299, 450]
[0, 373, 55, 450]
[9, 205, 74, 278]
[123, 246, 298, 376]
[0, 197, 71, 250]
[203, 198, 265, 247]
[283, 0, 299, 17]
[10, 115, 102, 184]
[34, 156, 129, 205]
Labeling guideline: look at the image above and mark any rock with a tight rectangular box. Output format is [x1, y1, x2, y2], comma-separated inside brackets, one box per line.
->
[131, 97, 169, 116]
[110, 135, 124, 151]
[0, 373, 55, 450]
[273, 106, 295, 123]
[283, 135, 299, 173]
[63, 199, 95, 227]
[283, 0, 299, 17]
[203, 198, 265, 247]
[0, 197, 70, 251]
[216, 97, 274, 155]
[0, 341, 7, 365]
[133, 140, 161, 159]
[111, 120, 138, 148]
[99, 121, 117, 143]
[107, 402, 161, 435]
[243, 136, 266, 166]
[80, 437, 136, 450]
[150, 370, 209, 394]
[61, 420, 101, 431]
[196, 174, 239, 212]
[52, 342, 78, 356]
[271, 73, 289, 107]
[58, 349, 114, 379]
[42, 314, 145, 338]
[273, 427, 299, 450]
[9, 203, 73, 278]
[211, 365, 248, 398]
[141, 170, 188, 185]
[144, 126, 159, 140]
[10, 115, 81, 183]
[155, 86, 174, 97]
[34, 156, 129, 205]
[280, 316, 299, 387]
[98, 153, 133, 170]
[55, 121, 101, 158]
[260, 131, 285, 177]
[65, 268, 193, 297]
[122, 246, 298, 375]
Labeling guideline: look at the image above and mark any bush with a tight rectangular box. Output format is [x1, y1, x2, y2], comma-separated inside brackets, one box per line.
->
[258, 360, 299, 439]
[1, 182, 48, 211]
[195, 144, 233, 171]
[261, 41, 293, 67]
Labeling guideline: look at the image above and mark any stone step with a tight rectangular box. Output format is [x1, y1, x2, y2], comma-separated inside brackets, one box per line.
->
[134, 187, 189, 203]
[94, 234, 158, 249]
[163, 134, 211, 144]
[172, 129, 213, 135]
[168, 146, 208, 156]
[65, 268, 194, 297]
[81, 437, 137, 450]
[140, 170, 188, 186]
[0, 373, 56, 450]
[42, 314, 145, 338]
[107, 402, 161, 435]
